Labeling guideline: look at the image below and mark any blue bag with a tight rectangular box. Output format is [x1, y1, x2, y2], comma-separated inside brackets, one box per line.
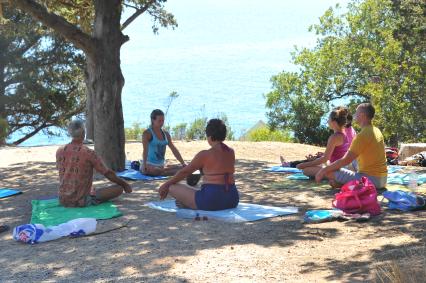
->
[383, 190, 426, 211]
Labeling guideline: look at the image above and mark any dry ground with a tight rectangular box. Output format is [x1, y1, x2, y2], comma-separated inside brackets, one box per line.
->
[0, 141, 425, 282]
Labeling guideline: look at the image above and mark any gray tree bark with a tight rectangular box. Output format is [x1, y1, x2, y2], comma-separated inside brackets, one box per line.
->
[84, 68, 94, 141]
[87, 0, 126, 171]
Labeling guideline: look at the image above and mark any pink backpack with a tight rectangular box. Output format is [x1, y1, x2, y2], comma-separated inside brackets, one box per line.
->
[332, 176, 381, 216]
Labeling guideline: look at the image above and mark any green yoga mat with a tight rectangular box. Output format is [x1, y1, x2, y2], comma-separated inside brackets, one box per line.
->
[31, 198, 122, 227]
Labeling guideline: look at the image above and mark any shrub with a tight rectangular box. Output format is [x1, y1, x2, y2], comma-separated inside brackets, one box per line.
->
[187, 117, 207, 140]
[172, 123, 187, 140]
[246, 125, 293, 142]
[124, 122, 144, 141]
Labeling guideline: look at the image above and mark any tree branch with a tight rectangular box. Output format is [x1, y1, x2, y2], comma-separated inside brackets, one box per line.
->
[15, 35, 42, 58]
[121, 0, 156, 31]
[11, 0, 96, 55]
[123, 3, 139, 10]
[11, 121, 49, 145]
[324, 91, 371, 102]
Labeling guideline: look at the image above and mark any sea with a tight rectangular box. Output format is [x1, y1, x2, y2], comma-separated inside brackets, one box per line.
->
[8, 0, 349, 146]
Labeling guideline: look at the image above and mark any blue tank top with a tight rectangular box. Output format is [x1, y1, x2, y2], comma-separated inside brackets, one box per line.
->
[147, 127, 168, 166]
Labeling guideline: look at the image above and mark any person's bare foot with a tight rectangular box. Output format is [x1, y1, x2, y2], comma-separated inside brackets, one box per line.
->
[0, 225, 9, 234]
[280, 156, 290, 167]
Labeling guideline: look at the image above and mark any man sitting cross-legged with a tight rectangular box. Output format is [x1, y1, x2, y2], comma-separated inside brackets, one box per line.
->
[56, 120, 132, 207]
[315, 103, 387, 189]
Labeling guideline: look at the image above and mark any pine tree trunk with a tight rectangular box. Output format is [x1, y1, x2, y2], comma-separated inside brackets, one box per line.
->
[85, 69, 95, 141]
[86, 0, 126, 171]
[0, 57, 6, 146]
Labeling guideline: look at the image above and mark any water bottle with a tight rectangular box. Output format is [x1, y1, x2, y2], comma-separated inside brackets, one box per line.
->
[125, 153, 131, 169]
[176, 209, 199, 220]
[13, 218, 97, 244]
[408, 173, 418, 191]
[40, 218, 97, 241]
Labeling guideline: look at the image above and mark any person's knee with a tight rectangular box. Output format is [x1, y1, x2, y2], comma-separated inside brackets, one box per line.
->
[324, 171, 336, 180]
[117, 187, 124, 196]
[302, 168, 314, 176]
[109, 186, 124, 198]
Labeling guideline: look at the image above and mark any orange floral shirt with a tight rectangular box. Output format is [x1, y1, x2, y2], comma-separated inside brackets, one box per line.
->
[56, 141, 110, 207]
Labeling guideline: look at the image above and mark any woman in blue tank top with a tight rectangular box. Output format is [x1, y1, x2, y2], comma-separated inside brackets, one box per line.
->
[142, 109, 186, 176]
[158, 119, 239, 211]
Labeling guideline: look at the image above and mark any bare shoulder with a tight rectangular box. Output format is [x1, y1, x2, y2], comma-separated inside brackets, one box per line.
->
[142, 129, 152, 140]
[81, 146, 98, 158]
[195, 149, 210, 159]
[223, 143, 235, 154]
[328, 133, 342, 144]
[56, 145, 66, 155]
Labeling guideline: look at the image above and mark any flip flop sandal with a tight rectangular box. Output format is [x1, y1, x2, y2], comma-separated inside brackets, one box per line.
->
[0, 225, 9, 234]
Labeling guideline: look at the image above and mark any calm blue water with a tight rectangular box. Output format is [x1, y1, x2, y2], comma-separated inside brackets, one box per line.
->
[11, 0, 349, 146]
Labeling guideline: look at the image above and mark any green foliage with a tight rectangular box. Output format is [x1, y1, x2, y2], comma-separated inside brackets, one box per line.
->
[186, 117, 207, 140]
[265, 0, 426, 146]
[0, 7, 85, 145]
[172, 123, 187, 140]
[124, 122, 144, 141]
[35, 0, 178, 34]
[246, 125, 293, 142]
[266, 72, 331, 145]
[170, 114, 234, 141]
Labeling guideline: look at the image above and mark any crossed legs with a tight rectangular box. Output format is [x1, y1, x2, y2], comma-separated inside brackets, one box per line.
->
[95, 185, 124, 203]
[168, 183, 198, 209]
[143, 164, 183, 176]
[302, 166, 343, 188]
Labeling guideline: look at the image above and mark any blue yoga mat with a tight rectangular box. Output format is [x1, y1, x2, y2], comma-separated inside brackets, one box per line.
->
[146, 200, 298, 222]
[304, 210, 343, 223]
[287, 173, 310, 180]
[0, 188, 22, 199]
[117, 169, 167, 181]
[264, 166, 302, 173]
[387, 173, 426, 185]
[387, 166, 403, 174]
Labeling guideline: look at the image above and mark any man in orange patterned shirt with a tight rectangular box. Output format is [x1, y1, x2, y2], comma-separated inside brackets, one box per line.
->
[56, 120, 132, 207]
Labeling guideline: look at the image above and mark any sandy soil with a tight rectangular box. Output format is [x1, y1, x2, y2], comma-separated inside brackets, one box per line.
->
[0, 141, 425, 282]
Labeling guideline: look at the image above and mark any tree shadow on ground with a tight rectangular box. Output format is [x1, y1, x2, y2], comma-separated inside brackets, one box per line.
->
[0, 159, 425, 282]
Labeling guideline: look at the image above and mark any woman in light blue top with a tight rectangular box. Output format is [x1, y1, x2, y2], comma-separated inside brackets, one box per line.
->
[142, 109, 186, 176]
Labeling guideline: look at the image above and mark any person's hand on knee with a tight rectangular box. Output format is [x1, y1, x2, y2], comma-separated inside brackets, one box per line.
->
[123, 182, 132, 193]
[296, 163, 306, 170]
[159, 183, 170, 200]
[315, 168, 326, 183]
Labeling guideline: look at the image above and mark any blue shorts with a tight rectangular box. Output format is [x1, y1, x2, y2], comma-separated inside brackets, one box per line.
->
[195, 183, 239, 211]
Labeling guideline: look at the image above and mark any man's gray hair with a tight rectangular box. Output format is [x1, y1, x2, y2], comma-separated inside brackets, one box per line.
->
[68, 120, 85, 138]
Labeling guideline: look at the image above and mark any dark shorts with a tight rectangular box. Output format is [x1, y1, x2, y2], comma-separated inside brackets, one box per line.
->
[85, 194, 100, 206]
[195, 183, 239, 211]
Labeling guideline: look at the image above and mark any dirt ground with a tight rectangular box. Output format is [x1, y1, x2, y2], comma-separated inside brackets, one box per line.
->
[0, 141, 425, 282]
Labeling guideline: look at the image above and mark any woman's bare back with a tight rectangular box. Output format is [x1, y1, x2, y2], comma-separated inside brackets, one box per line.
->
[201, 143, 235, 185]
